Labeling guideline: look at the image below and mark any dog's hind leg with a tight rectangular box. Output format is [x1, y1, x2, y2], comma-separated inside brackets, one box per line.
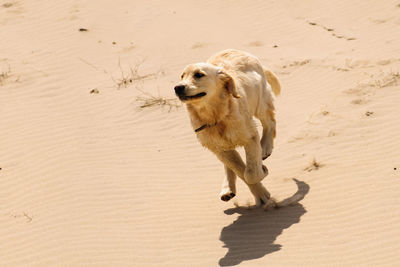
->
[258, 107, 276, 160]
[219, 166, 237, 202]
[255, 100, 276, 160]
[257, 68, 280, 160]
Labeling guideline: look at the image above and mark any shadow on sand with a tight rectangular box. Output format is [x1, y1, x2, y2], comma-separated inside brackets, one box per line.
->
[219, 179, 310, 266]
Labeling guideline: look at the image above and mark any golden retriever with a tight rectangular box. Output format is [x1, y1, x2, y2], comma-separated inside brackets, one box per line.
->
[175, 49, 281, 207]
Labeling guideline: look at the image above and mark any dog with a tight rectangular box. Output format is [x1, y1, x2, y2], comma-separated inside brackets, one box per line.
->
[174, 49, 281, 207]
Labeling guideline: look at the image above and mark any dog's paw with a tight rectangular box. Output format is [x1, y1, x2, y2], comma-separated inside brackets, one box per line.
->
[247, 182, 271, 206]
[263, 198, 277, 211]
[220, 192, 236, 202]
[219, 187, 236, 202]
[262, 152, 271, 160]
[262, 143, 273, 160]
[244, 165, 268, 184]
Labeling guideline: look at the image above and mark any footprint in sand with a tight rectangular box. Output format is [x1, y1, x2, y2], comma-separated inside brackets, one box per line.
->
[3, 3, 13, 8]
[345, 68, 400, 104]
[191, 42, 209, 49]
[307, 20, 356, 41]
[281, 59, 311, 71]
[351, 98, 369, 105]
[2, 1, 24, 15]
[247, 41, 264, 47]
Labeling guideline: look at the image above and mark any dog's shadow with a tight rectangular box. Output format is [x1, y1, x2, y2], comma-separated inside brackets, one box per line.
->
[219, 179, 310, 266]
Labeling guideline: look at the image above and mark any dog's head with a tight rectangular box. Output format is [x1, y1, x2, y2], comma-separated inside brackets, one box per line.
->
[174, 63, 240, 103]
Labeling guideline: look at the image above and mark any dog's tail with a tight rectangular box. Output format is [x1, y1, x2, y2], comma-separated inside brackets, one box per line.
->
[264, 68, 281, 96]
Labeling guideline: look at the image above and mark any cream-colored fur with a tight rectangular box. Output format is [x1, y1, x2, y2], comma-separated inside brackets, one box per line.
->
[175, 49, 281, 206]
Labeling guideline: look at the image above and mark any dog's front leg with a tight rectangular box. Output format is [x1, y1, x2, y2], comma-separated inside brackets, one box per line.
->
[244, 136, 268, 184]
[219, 166, 237, 202]
[214, 149, 271, 206]
[214, 150, 246, 179]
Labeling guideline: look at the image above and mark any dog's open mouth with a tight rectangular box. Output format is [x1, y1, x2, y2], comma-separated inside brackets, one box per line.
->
[178, 92, 206, 101]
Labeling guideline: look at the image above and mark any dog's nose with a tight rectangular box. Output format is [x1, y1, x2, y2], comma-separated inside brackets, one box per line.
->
[174, 85, 186, 95]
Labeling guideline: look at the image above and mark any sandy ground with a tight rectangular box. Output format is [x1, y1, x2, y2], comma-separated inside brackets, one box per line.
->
[1, 0, 400, 266]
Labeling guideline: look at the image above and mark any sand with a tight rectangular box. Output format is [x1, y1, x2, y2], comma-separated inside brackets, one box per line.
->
[1, 0, 400, 266]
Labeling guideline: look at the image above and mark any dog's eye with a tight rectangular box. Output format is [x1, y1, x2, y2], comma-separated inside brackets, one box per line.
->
[194, 72, 205, 79]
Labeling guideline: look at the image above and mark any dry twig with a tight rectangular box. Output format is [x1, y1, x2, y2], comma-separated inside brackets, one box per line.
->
[0, 63, 11, 85]
[136, 89, 180, 111]
[112, 58, 157, 89]
[304, 158, 322, 172]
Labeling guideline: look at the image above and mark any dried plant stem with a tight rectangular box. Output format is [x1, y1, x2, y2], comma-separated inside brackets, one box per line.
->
[136, 89, 180, 111]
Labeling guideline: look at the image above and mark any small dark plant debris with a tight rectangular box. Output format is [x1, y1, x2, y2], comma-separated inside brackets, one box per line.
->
[0, 63, 11, 85]
[304, 158, 322, 172]
[90, 88, 99, 94]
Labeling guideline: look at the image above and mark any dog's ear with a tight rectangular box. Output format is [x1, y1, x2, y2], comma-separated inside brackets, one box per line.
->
[218, 70, 241, 98]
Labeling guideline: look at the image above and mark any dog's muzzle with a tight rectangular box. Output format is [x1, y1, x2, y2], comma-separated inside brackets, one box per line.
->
[174, 85, 185, 95]
[174, 85, 206, 101]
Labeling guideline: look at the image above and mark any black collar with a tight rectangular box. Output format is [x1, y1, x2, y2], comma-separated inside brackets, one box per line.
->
[194, 121, 218, 133]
